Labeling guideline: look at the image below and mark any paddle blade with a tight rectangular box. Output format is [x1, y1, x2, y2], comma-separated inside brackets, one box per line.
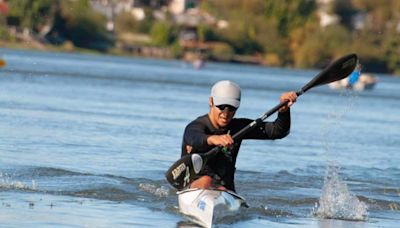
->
[301, 53, 358, 93]
[165, 153, 203, 189]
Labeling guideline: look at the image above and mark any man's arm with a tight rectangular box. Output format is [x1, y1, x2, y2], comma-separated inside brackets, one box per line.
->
[240, 109, 290, 140]
[183, 121, 210, 154]
[246, 91, 296, 139]
[263, 110, 291, 139]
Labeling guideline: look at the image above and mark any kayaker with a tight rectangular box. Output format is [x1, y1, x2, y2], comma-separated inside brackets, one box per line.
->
[181, 80, 297, 192]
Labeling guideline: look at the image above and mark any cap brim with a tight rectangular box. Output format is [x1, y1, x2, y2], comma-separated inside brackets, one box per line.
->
[213, 97, 240, 108]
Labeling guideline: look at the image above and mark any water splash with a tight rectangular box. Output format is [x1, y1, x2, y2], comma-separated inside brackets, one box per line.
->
[313, 164, 368, 221]
[138, 183, 170, 197]
[0, 172, 37, 190]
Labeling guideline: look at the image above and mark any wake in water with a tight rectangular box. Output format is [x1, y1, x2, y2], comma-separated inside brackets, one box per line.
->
[0, 172, 37, 190]
[138, 182, 170, 198]
[313, 163, 368, 221]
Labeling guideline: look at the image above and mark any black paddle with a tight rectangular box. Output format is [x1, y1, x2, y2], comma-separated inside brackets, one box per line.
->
[166, 53, 358, 190]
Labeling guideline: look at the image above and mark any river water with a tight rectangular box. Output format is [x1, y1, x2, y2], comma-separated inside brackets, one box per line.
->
[0, 48, 399, 227]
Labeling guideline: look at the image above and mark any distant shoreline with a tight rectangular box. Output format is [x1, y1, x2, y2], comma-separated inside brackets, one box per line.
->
[1, 40, 398, 77]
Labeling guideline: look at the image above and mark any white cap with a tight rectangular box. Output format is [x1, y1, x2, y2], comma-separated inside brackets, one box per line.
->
[211, 80, 241, 108]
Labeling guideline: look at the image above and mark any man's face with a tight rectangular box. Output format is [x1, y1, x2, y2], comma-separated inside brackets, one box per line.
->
[209, 98, 237, 128]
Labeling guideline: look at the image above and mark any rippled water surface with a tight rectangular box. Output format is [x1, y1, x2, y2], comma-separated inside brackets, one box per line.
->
[1, 48, 399, 227]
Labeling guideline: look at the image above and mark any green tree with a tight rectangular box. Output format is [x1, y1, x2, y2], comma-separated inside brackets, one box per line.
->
[150, 21, 174, 46]
[202, 0, 316, 62]
[331, 0, 358, 29]
[46, 0, 113, 51]
[7, 0, 53, 32]
[115, 12, 138, 34]
[384, 32, 400, 74]
[264, 0, 316, 36]
[202, 0, 265, 54]
[196, 24, 218, 43]
[115, 9, 154, 34]
[291, 23, 351, 68]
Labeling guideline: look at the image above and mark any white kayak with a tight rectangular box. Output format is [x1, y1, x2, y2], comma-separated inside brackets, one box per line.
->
[177, 188, 248, 228]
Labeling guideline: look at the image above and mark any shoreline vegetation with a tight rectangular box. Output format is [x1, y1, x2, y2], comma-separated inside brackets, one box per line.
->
[1, 0, 400, 76]
[0, 31, 267, 67]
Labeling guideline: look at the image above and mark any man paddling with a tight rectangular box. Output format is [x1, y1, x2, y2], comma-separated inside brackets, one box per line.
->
[181, 80, 297, 192]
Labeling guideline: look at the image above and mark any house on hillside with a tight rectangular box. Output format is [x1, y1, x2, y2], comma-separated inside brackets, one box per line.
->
[316, 0, 368, 30]
[316, 0, 339, 27]
[90, 0, 169, 31]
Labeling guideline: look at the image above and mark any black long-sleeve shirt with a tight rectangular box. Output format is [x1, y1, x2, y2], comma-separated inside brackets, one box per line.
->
[181, 111, 291, 191]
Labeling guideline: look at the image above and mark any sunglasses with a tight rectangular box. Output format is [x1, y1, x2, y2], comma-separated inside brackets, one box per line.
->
[215, 104, 237, 112]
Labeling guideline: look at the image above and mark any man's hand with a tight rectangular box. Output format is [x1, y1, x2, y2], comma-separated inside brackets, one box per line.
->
[207, 134, 234, 147]
[279, 91, 297, 112]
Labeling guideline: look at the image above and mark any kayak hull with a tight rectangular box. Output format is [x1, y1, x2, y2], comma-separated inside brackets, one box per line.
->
[177, 188, 246, 228]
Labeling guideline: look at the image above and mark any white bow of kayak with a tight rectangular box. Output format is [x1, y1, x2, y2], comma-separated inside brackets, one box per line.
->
[177, 188, 247, 228]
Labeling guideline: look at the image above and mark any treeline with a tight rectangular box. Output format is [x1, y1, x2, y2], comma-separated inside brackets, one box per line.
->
[199, 0, 400, 74]
[2, 0, 112, 51]
[1, 0, 400, 75]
